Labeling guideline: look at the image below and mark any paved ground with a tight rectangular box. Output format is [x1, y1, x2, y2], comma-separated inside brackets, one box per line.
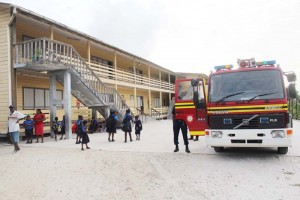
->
[0, 119, 300, 200]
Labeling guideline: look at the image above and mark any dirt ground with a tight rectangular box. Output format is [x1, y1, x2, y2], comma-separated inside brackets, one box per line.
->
[0, 119, 300, 200]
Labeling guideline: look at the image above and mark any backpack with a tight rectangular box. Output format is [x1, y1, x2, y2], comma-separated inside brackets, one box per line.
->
[52, 121, 58, 131]
[106, 115, 116, 129]
[76, 120, 83, 135]
[122, 117, 131, 132]
[72, 123, 77, 133]
[135, 120, 142, 131]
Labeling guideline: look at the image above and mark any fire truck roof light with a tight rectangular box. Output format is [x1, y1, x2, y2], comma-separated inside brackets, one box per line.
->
[214, 65, 233, 71]
[256, 60, 276, 66]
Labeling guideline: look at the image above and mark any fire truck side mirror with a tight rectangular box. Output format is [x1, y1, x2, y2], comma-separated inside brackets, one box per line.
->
[191, 79, 199, 87]
[288, 84, 297, 99]
[284, 72, 296, 82]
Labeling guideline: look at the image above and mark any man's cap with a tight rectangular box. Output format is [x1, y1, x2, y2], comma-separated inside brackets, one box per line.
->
[8, 105, 15, 108]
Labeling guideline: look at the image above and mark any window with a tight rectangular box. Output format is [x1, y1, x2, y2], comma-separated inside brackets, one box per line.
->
[23, 87, 63, 110]
[154, 97, 160, 107]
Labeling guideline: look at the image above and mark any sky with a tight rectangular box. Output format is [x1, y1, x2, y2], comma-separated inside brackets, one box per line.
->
[3, 0, 300, 87]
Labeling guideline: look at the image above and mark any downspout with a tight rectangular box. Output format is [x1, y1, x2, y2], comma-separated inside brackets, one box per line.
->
[7, 6, 17, 106]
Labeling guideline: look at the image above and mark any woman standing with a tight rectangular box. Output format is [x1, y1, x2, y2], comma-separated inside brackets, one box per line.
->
[81, 120, 90, 150]
[34, 109, 46, 143]
[122, 109, 133, 143]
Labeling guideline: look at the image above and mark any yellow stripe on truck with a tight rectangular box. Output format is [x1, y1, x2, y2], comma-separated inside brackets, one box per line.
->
[190, 131, 205, 136]
[175, 106, 195, 109]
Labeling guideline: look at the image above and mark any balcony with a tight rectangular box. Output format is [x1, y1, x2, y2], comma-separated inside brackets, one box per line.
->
[87, 60, 175, 92]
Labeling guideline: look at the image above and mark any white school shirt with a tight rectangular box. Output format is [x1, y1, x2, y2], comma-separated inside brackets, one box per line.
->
[8, 111, 26, 132]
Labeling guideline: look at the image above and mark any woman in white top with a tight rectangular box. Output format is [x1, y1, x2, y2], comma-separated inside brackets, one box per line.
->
[8, 105, 25, 152]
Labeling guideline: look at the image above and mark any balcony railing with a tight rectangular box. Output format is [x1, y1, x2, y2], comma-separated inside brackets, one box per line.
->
[87, 61, 175, 91]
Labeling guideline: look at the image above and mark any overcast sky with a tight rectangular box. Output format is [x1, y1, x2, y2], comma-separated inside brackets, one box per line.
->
[3, 0, 300, 86]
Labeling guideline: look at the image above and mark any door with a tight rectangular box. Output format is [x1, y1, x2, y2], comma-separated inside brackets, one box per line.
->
[175, 78, 208, 136]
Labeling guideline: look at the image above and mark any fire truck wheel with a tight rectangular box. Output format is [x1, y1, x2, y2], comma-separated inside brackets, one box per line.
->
[213, 147, 224, 152]
[277, 147, 288, 154]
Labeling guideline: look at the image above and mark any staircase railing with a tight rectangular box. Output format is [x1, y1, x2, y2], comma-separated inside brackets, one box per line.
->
[135, 107, 147, 123]
[151, 108, 161, 120]
[14, 37, 130, 115]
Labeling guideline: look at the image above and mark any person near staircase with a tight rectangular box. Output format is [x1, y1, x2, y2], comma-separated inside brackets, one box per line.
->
[134, 115, 142, 140]
[34, 109, 46, 143]
[106, 111, 118, 142]
[122, 109, 133, 143]
[59, 115, 66, 140]
[8, 105, 26, 152]
[172, 106, 190, 153]
[75, 115, 83, 144]
[81, 120, 90, 151]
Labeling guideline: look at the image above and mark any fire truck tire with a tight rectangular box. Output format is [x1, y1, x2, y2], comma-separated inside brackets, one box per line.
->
[277, 147, 288, 154]
[213, 147, 224, 152]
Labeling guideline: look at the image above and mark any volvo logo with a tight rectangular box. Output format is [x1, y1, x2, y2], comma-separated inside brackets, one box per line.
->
[234, 114, 258, 129]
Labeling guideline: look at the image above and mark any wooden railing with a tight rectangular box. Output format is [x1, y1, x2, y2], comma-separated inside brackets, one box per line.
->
[88, 61, 175, 91]
[13, 37, 130, 116]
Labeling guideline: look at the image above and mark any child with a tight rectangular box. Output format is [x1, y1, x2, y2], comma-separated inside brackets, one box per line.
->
[106, 111, 118, 142]
[51, 117, 60, 141]
[81, 120, 90, 151]
[23, 115, 34, 144]
[134, 115, 142, 140]
[60, 115, 66, 140]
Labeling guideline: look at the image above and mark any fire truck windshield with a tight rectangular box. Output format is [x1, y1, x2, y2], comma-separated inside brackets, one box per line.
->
[209, 70, 284, 103]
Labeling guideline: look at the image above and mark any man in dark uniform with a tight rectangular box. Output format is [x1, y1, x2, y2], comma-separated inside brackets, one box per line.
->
[172, 106, 190, 153]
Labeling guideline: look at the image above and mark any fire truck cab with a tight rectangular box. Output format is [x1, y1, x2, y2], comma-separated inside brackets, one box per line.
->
[191, 58, 296, 154]
[174, 78, 208, 136]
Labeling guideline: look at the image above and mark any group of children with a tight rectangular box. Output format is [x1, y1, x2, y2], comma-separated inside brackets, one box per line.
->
[24, 110, 143, 151]
[106, 109, 143, 143]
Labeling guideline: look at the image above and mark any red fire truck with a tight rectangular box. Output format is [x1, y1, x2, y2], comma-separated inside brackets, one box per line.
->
[175, 58, 296, 154]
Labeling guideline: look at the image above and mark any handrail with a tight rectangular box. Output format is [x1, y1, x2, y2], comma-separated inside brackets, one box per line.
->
[14, 37, 130, 116]
[151, 108, 161, 120]
[135, 107, 147, 123]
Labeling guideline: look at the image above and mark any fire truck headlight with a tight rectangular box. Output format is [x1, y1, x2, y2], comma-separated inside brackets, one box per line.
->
[271, 130, 285, 138]
[211, 131, 223, 138]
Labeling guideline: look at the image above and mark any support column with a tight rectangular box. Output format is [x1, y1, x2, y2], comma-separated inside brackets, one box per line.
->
[148, 66, 151, 86]
[49, 73, 57, 138]
[92, 109, 97, 119]
[114, 51, 117, 68]
[50, 26, 54, 40]
[148, 90, 152, 113]
[133, 60, 136, 84]
[134, 87, 137, 108]
[160, 91, 162, 110]
[64, 70, 72, 139]
[169, 92, 172, 106]
[159, 71, 162, 89]
[87, 41, 91, 63]
[104, 107, 110, 119]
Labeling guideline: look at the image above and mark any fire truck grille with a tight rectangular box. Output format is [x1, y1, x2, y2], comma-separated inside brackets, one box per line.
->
[209, 114, 285, 129]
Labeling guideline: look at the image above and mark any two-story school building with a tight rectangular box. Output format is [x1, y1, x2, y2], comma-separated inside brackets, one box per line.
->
[0, 3, 207, 137]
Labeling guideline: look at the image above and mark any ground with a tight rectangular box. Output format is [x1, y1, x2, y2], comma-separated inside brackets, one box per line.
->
[0, 119, 300, 200]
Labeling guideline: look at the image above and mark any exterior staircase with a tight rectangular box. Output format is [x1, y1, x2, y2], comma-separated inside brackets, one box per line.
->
[14, 37, 130, 120]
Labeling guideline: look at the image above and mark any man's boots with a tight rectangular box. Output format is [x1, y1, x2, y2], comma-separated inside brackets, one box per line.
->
[174, 145, 179, 152]
[185, 145, 190, 153]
